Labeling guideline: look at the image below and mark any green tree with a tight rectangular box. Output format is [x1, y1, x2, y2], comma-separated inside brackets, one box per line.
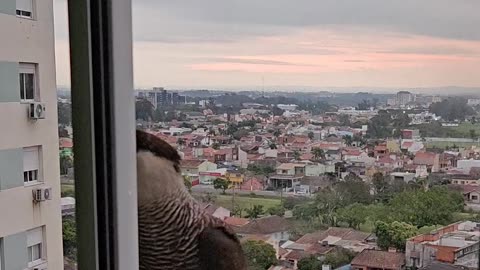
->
[470, 129, 477, 140]
[57, 101, 72, 126]
[389, 186, 464, 227]
[293, 150, 301, 160]
[293, 203, 319, 221]
[372, 172, 390, 202]
[183, 176, 192, 193]
[336, 177, 372, 205]
[135, 98, 154, 121]
[338, 114, 351, 126]
[307, 132, 314, 140]
[232, 206, 244, 217]
[60, 155, 73, 175]
[337, 203, 367, 229]
[357, 99, 372, 110]
[343, 135, 353, 146]
[312, 188, 344, 226]
[153, 108, 165, 122]
[213, 178, 230, 194]
[63, 217, 77, 260]
[272, 106, 285, 116]
[266, 205, 285, 217]
[311, 148, 325, 160]
[375, 221, 418, 251]
[367, 111, 393, 138]
[429, 97, 475, 121]
[242, 240, 277, 270]
[297, 256, 322, 270]
[61, 188, 75, 198]
[246, 205, 264, 219]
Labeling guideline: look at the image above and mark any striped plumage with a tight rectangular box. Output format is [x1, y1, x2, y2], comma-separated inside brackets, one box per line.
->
[136, 130, 246, 270]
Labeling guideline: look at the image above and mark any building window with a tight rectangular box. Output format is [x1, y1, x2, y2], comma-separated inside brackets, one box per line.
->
[27, 227, 44, 267]
[23, 146, 41, 185]
[16, 0, 34, 19]
[472, 195, 478, 201]
[19, 63, 37, 102]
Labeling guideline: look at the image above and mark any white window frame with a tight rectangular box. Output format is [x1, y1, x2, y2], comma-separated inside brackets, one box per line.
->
[16, 0, 35, 19]
[27, 227, 45, 268]
[19, 63, 38, 102]
[23, 146, 42, 186]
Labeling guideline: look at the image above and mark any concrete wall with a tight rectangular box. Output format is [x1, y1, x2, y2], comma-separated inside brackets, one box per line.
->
[0, 1, 63, 269]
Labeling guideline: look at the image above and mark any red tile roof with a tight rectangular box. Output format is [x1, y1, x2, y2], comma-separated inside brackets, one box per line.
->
[224, 217, 250, 227]
[296, 227, 371, 244]
[351, 250, 405, 269]
[59, 138, 73, 148]
[234, 216, 291, 235]
[414, 152, 438, 165]
[377, 156, 395, 164]
[180, 159, 204, 168]
[283, 250, 310, 260]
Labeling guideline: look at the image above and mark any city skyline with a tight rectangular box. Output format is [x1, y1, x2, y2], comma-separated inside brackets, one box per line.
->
[54, 0, 480, 90]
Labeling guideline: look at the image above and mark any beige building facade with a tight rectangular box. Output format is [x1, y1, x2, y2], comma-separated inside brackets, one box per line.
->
[0, 0, 63, 269]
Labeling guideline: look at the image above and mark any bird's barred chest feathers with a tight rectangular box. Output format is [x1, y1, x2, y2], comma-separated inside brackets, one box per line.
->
[138, 196, 219, 270]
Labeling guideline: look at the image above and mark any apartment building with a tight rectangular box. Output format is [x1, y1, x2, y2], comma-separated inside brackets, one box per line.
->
[0, 0, 63, 269]
[406, 221, 480, 269]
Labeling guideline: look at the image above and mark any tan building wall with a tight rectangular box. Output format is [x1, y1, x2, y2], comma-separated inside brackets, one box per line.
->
[0, 0, 63, 269]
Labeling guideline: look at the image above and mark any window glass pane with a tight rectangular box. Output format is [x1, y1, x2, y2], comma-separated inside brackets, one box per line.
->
[32, 244, 41, 261]
[25, 73, 34, 100]
[22, 11, 32, 17]
[19, 74, 25, 100]
[27, 246, 32, 262]
[24, 171, 28, 182]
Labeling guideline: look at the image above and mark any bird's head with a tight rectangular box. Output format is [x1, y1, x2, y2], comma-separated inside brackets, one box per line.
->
[136, 130, 185, 205]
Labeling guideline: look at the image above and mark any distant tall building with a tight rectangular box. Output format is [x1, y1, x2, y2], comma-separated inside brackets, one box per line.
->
[137, 87, 186, 108]
[396, 91, 415, 106]
[0, 0, 63, 269]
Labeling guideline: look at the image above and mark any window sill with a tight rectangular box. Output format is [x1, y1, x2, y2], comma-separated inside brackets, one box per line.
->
[20, 100, 36, 104]
[28, 259, 47, 269]
[24, 181, 43, 188]
[16, 15, 35, 21]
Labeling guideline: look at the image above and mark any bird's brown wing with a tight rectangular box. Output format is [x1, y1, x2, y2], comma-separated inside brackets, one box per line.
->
[198, 226, 247, 270]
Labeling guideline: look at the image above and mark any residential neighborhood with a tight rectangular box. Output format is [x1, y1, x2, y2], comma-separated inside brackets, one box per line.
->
[59, 89, 480, 269]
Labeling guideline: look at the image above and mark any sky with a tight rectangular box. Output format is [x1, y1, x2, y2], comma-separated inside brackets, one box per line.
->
[54, 0, 480, 91]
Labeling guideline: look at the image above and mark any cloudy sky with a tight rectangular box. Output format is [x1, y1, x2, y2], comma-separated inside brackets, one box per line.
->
[54, 0, 480, 90]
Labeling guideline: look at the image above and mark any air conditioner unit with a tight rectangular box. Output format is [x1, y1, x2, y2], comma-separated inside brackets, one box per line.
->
[32, 187, 52, 202]
[29, 102, 46, 120]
